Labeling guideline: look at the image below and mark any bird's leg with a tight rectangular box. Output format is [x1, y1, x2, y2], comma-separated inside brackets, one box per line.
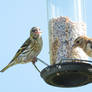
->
[32, 57, 37, 64]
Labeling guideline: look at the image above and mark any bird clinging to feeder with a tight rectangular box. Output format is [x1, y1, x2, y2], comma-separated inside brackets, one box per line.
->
[0, 27, 43, 72]
[72, 36, 92, 57]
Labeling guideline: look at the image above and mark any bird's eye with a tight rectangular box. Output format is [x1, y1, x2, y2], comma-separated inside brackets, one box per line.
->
[32, 29, 37, 32]
[76, 41, 79, 43]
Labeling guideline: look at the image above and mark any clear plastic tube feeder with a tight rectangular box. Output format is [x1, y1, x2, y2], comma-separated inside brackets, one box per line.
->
[47, 0, 88, 64]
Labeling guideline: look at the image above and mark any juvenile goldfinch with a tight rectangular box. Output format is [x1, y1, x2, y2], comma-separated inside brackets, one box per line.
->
[72, 36, 92, 57]
[0, 27, 43, 72]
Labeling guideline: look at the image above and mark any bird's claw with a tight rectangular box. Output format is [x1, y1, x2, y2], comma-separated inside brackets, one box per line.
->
[32, 57, 37, 64]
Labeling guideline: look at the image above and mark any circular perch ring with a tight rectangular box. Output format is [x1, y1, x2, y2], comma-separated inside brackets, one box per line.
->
[40, 61, 92, 87]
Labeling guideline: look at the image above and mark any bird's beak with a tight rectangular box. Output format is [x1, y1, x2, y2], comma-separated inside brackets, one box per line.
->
[72, 44, 76, 49]
[39, 31, 42, 33]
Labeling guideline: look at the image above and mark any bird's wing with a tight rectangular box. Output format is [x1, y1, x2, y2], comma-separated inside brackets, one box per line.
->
[0, 38, 32, 72]
[11, 37, 31, 62]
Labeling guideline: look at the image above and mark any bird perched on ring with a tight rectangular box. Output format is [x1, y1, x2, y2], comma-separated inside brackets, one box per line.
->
[72, 36, 92, 57]
[0, 27, 43, 72]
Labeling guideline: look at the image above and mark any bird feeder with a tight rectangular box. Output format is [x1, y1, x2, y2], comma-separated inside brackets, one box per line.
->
[47, 0, 88, 64]
[39, 0, 92, 87]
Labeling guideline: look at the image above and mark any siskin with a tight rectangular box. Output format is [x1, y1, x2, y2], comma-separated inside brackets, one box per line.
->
[72, 36, 92, 57]
[0, 27, 43, 72]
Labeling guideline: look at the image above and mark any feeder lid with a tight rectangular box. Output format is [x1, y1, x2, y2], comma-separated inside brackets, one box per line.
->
[40, 62, 92, 87]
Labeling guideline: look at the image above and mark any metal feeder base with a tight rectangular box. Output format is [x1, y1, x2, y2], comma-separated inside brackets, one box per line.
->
[40, 62, 92, 87]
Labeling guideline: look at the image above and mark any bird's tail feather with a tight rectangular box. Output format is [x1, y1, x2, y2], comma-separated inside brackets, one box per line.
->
[0, 61, 16, 72]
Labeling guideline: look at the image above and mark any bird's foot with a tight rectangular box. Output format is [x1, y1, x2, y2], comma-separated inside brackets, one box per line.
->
[32, 57, 37, 64]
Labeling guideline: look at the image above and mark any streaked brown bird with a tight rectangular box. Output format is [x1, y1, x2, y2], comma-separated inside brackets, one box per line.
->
[0, 27, 43, 72]
[72, 36, 92, 57]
